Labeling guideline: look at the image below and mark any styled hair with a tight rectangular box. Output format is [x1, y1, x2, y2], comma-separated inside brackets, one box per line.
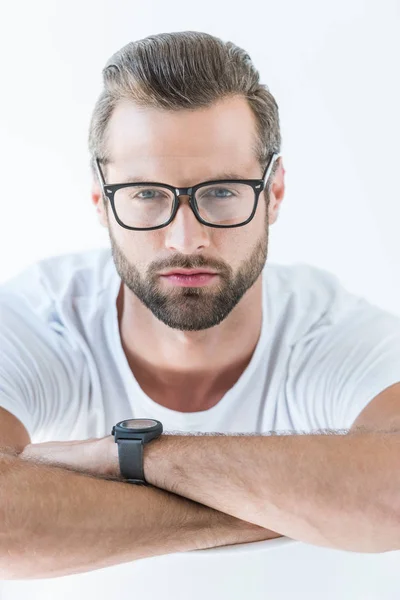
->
[88, 31, 282, 193]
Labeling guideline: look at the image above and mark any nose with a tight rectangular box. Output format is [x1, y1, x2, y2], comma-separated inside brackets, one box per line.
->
[163, 194, 211, 254]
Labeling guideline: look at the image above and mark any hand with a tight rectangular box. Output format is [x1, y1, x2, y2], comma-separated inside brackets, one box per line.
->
[20, 436, 120, 479]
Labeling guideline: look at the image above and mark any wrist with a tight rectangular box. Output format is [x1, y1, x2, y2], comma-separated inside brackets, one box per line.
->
[98, 432, 165, 484]
[94, 435, 122, 480]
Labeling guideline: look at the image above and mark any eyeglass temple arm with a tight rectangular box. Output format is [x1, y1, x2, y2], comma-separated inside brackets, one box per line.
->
[95, 158, 106, 186]
[263, 152, 282, 186]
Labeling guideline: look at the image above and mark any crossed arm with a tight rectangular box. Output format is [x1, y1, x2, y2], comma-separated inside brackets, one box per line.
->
[22, 420, 400, 554]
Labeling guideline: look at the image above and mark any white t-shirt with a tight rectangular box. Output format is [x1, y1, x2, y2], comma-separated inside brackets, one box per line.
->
[1, 247, 400, 597]
[1, 246, 400, 443]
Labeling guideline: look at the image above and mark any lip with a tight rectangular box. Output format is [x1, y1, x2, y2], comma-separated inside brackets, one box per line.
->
[160, 269, 217, 276]
[160, 273, 218, 287]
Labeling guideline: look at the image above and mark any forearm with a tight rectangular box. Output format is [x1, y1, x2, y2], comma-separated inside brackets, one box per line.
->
[143, 430, 400, 553]
[0, 451, 279, 581]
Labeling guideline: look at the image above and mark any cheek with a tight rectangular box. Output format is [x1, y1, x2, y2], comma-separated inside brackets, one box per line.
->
[214, 228, 258, 265]
[236, 207, 266, 244]
[121, 231, 163, 266]
[257, 193, 268, 221]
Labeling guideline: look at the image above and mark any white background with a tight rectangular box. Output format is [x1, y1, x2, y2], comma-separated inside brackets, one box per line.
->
[0, 1, 399, 598]
[0, 0, 399, 317]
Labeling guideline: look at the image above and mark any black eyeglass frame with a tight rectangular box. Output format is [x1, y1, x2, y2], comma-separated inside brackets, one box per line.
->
[94, 152, 281, 231]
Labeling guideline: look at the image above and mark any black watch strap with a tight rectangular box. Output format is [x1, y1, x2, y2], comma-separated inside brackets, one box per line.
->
[117, 438, 149, 485]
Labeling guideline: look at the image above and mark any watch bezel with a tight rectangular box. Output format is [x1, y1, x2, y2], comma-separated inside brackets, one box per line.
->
[112, 419, 163, 437]
[121, 418, 160, 433]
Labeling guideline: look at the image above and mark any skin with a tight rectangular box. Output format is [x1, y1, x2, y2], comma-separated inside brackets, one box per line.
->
[91, 95, 285, 412]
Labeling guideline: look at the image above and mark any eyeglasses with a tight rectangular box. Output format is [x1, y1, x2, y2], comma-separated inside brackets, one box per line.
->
[94, 152, 281, 231]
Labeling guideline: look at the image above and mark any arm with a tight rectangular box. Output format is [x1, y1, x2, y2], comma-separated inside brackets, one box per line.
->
[19, 421, 400, 555]
[138, 428, 400, 554]
[0, 447, 280, 581]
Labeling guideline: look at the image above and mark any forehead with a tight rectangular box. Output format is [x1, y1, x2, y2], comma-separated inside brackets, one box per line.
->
[103, 95, 260, 183]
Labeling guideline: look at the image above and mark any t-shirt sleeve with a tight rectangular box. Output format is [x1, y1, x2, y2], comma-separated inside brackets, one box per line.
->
[286, 294, 400, 432]
[0, 293, 86, 442]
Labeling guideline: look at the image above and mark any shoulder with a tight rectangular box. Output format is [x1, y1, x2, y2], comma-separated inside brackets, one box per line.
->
[264, 261, 357, 307]
[0, 246, 114, 323]
[262, 262, 364, 347]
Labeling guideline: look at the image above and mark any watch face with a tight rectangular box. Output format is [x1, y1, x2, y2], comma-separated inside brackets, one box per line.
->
[120, 419, 158, 429]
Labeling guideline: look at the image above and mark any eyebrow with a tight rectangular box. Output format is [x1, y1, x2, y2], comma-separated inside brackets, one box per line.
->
[119, 172, 251, 185]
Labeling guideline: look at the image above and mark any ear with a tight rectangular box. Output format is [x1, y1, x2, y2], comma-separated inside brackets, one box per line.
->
[268, 158, 285, 225]
[91, 176, 109, 229]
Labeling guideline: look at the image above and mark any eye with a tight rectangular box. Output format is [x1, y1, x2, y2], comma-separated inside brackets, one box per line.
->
[199, 187, 236, 199]
[136, 190, 158, 199]
[129, 188, 167, 200]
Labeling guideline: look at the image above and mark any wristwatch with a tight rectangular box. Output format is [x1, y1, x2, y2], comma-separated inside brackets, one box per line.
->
[111, 418, 163, 485]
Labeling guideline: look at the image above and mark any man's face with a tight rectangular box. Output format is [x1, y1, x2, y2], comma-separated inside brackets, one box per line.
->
[93, 95, 282, 331]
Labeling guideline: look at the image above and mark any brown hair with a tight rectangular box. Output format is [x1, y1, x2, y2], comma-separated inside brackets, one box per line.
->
[88, 31, 282, 194]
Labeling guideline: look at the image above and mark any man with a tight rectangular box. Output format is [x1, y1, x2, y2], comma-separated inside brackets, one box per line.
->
[1, 31, 400, 584]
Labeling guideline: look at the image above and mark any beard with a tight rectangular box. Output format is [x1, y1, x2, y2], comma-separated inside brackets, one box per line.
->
[107, 206, 269, 332]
